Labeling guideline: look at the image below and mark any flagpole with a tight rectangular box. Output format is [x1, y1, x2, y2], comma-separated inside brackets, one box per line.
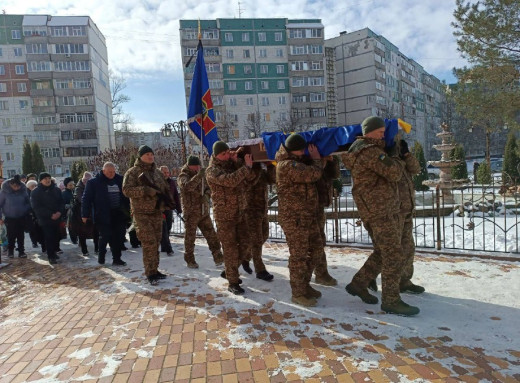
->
[198, 19, 205, 217]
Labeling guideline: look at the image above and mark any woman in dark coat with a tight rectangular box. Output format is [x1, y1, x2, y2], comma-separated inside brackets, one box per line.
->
[70, 172, 96, 256]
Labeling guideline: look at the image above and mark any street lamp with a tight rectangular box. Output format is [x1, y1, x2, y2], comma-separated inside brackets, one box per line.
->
[162, 120, 189, 164]
[161, 123, 173, 137]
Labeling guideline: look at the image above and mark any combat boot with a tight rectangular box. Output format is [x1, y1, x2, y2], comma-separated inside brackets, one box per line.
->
[368, 279, 378, 292]
[256, 270, 274, 281]
[345, 283, 378, 304]
[186, 261, 199, 269]
[228, 283, 245, 295]
[241, 261, 253, 274]
[213, 252, 224, 266]
[381, 300, 420, 316]
[400, 282, 425, 294]
[306, 285, 322, 299]
[291, 295, 317, 307]
[314, 272, 337, 286]
[220, 270, 242, 284]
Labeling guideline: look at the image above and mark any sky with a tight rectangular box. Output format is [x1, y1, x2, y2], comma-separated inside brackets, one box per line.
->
[3, 0, 469, 132]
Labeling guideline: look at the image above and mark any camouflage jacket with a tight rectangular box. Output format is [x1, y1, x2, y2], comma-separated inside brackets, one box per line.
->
[206, 156, 252, 221]
[122, 158, 169, 215]
[275, 146, 323, 221]
[246, 164, 276, 214]
[317, 155, 340, 208]
[177, 164, 211, 218]
[398, 153, 421, 215]
[341, 137, 404, 221]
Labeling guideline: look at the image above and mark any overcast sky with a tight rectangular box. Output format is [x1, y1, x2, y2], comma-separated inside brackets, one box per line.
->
[4, 0, 467, 132]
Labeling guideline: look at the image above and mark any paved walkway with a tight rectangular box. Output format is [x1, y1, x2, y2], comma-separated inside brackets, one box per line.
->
[0, 239, 518, 383]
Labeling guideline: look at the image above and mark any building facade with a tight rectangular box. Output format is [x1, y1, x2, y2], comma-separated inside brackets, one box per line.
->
[326, 28, 446, 160]
[0, 14, 113, 178]
[179, 18, 329, 141]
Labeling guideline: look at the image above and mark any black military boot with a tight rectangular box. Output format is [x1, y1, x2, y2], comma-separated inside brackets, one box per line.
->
[256, 270, 274, 281]
[241, 261, 253, 274]
[220, 270, 242, 284]
[346, 283, 378, 304]
[400, 282, 425, 294]
[381, 300, 420, 316]
[368, 279, 378, 292]
[228, 283, 245, 295]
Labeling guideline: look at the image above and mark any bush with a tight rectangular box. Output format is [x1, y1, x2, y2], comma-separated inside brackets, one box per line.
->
[502, 132, 519, 184]
[450, 144, 468, 180]
[411, 142, 430, 191]
[476, 161, 492, 184]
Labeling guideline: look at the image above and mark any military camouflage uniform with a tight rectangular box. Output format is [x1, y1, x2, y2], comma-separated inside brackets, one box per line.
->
[314, 156, 340, 279]
[341, 137, 405, 306]
[123, 158, 169, 278]
[177, 164, 222, 265]
[275, 146, 323, 298]
[206, 156, 252, 285]
[397, 153, 421, 286]
[244, 164, 276, 273]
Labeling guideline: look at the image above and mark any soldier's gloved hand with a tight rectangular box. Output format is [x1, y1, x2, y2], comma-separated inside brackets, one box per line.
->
[399, 139, 410, 158]
[198, 168, 206, 177]
[144, 186, 158, 197]
[386, 143, 399, 157]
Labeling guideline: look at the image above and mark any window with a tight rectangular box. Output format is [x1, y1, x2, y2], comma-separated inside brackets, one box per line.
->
[185, 47, 197, 56]
[279, 112, 287, 121]
[259, 49, 267, 58]
[292, 61, 308, 71]
[226, 49, 234, 58]
[292, 94, 307, 103]
[260, 65, 268, 74]
[258, 32, 266, 42]
[26, 43, 48, 54]
[227, 65, 235, 75]
[33, 115, 57, 124]
[310, 45, 323, 54]
[277, 80, 286, 90]
[242, 32, 249, 42]
[276, 49, 284, 57]
[245, 81, 253, 90]
[243, 65, 252, 74]
[311, 61, 323, 70]
[0, 83, 6, 92]
[213, 95, 224, 106]
[59, 96, 75, 106]
[202, 29, 218, 39]
[207, 63, 220, 73]
[261, 97, 269, 106]
[0, 118, 11, 128]
[289, 29, 303, 39]
[15, 65, 25, 75]
[264, 113, 270, 122]
[6, 153, 15, 161]
[19, 100, 28, 109]
[209, 80, 222, 89]
[29, 61, 51, 72]
[309, 77, 324, 86]
[224, 33, 233, 42]
[246, 97, 254, 106]
[0, 65, 4, 75]
[4, 136, 13, 145]
[0, 101, 8, 110]
[14, 48, 22, 57]
[229, 98, 237, 106]
[70, 26, 86, 36]
[279, 96, 286, 105]
[311, 108, 326, 117]
[261, 81, 269, 90]
[11, 30, 21, 39]
[228, 81, 237, 91]
[243, 49, 250, 58]
[60, 113, 95, 124]
[77, 96, 91, 105]
[275, 32, 283, 41]
[375, 81, 385, 91]
[308, 28, 322, 38]
[214, 111, 222, 122]
[183, 30, 197, 39]
[290, 45, 305, 55]
[276, 65, 285, 74]
[0, 48, 2, 56]
[310, 92, 325, 102]
[292, 77, 305, 87]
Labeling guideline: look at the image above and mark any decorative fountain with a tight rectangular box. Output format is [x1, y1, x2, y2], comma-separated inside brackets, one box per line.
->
[423, 123, 468, 204]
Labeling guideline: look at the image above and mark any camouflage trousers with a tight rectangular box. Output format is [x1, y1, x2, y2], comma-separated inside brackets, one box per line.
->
[280, 215, 322, 297]
[244, 211, 269, 273]
[134, 212, 163, 277]
[183, 214, 222, 264]
[351, 214, 405, 305]
[400, 213, 416, 284]
[215, 216, 249, 285]
[313, 208, 330, 278]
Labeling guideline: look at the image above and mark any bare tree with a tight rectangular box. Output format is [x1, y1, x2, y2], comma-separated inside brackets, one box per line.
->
[110, 70, 134, 131]
[216, 113, 237, 143]
[274, 114, 302, 134]
[244, 111, 266, 138]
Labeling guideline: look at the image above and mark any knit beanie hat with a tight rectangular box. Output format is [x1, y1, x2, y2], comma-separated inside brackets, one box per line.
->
[138, 145, 154, 157]
[39, 172, 52, 181]
[63, 177, 74, 186]
[362, 116, 385, 135]
[212, 141, 229, 157]
[284, 133, 307, 152]
[10, 174, 22, 186]
[187, 155, 201, 166]
[27, 173, 37, 180]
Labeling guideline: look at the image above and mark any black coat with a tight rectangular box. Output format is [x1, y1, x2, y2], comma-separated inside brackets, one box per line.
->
[30, 183, 65, 225]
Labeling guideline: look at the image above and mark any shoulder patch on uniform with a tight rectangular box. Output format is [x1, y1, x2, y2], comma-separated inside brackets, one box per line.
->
[379, 153, 393, 166]
[379, 154, 386, 161]
[292, 161, 299, 168]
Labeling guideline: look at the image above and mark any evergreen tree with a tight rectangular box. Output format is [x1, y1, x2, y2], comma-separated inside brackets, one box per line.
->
[70, 160, 88, 183]
[411, 142, 429, 191]
[30, 142, 46, 175]
[22, 140, 33, 175]
[502, 132, 520, 184]
[476, 161, 492, 184]
[450, 144, 469, 180]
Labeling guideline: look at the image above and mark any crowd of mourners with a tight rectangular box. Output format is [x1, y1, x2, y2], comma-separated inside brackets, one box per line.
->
[0, 116, 425, 316]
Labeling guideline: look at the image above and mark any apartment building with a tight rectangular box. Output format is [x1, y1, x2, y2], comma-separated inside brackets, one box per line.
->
[179, 18, 329, 141]
[326, 28, 446, 160]
[0, 14, 113, 177]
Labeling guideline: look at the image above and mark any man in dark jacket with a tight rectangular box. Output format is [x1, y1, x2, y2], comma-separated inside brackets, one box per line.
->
[82, 162, 129, 266]
[62, 177, 78, 244]
[30, 173, 65, 264]
[159, 165, 181, 256]
[0, 175, 31, 258]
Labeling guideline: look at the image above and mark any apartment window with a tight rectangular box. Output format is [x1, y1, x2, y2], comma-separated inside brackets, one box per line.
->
[214, 111, 222, 122]
[229, 98, 237, 106]
[311, 61, 323, 70]
[59, 96, 75, 106]
[77, 96, 91, 105]
[226, 49, 234, 58]
[4, 136, 13, 144]
[277, 80, 286, 90]
[14, 48, 22, 57]
[276, 48, 284, 57]
[224, 32, 233, 42]
[202, 29, 218, 39]
[0, 118, 11, 128]
[246, 97, 254, 106]
[0, 48, 2, 56]
[0, 65, 4, 75]
[291, 45, 305, 55]
[0, 101, 8, 110]
[245, 81, 253, 90]
[310, 92, 325, 102]
[310, 45, 323, 54]
[225, 65, 235, 75]
[213, 95, 224, 106]
[260, 65, 268, 74]
[185, 47, 197, 56]
[243, 49, 250, 58]
[276, 65, 285, 74]
[29, 61, 51, 71]
[228, 81, 237, 91]
[0, 83, 6, 92]
[6, 153, 15, 161]
[11, 30, 21, 39]
[309, 77, 324, 86]
[242, 32, 250, 42]
[207, 63, 220, 73]
[279, 96, 286, 105]
[261, 97, 269, 106]
[275, 32, 283, 41]
[308, 28, 322, 38]
[261, 81, 269, 90]
[70, 26, 86, 36]
[243, 65, 252, 75]
[289, 29, 303, 39]
[19, 100, 28, 109]
[292, 94, 306, 103]
[183, 30, 197, 39]
[34, 115, 56, 124]
[279, 112, 287, 121]
[60, 113, 95, 124]
[26, 43, 48, 54]
[209, 80, 222, 89]
[264, 113, 270, 122]
[15, 65, 25, 75]
[291, 61, 307, 71]
[259, 49, 267, 58]
[292, 77, 305, 87]
[375, 81, 385, 91]
[258, 32, 266, 42]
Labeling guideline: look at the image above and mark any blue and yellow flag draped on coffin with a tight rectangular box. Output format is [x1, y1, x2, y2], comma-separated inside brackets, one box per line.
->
[261, 119, 412, 160]
[187, 40, 220, 156]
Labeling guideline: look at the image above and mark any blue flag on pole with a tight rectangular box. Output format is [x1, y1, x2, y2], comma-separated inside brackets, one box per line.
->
[187, 40, 219, 156]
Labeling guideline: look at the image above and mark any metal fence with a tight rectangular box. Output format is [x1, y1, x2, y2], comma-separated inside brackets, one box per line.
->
[172, 181, 520, 254]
